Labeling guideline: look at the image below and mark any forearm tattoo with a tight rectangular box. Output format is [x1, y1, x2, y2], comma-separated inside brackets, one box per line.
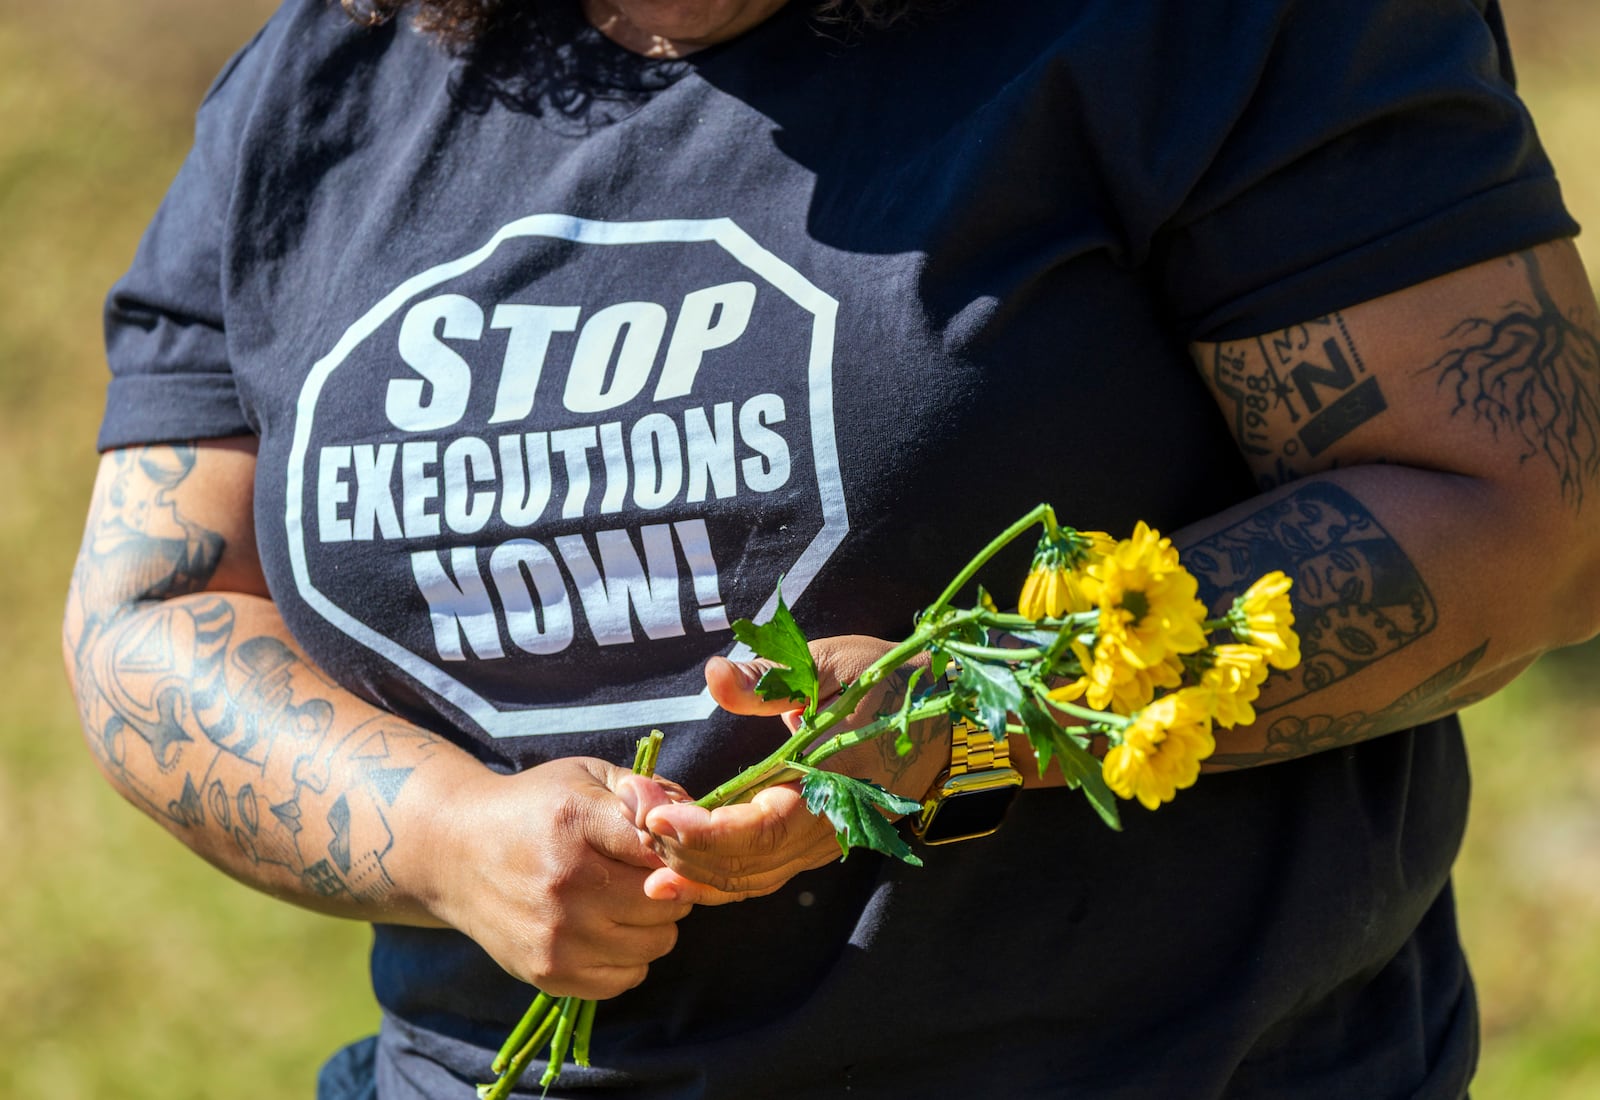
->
[1184, 482, 1436, 706]
[67, 444, 442, 904]
[1425, 248, 1600, 511]
[1207, 642, 1487, 768]
[866, 666, 944, 786]
[75, 446, 224, 616]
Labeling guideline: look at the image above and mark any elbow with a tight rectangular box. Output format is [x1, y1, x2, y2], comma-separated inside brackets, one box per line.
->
[62, 593, 103, 766]
[61, 569, 129, 775]
[1517, 490, 1600, 653]
[61, 595, 152, 814]
[1562, 543, 1600, 648]
[61, 574, 91, 720]
[1449, 465, 1600, 662]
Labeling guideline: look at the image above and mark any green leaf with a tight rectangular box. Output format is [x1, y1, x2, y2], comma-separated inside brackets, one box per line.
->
[801, 770, 925, 867]
[951, 618, 988, 647]
[1064, 746, 1120, 830]
[1017, 702, 1120, 831]
[730, 588, 819, 716]
[1014, 696, 1068, 775]
[955, 658, 1025, 737]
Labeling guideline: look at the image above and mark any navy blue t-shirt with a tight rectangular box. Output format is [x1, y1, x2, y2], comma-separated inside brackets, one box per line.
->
[101, 1, 1576, 1096]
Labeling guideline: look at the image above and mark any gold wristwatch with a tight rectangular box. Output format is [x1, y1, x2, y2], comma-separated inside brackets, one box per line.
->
[910, 713, 1024, 845]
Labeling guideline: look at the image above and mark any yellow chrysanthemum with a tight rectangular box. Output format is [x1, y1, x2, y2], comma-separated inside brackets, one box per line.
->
[1101, 688, 1217, 810]
[1083, 521, 1208, 673]
[1229, 571, 1301, 670]
[1199, 644, 1270, 728]
[1016, 528, 1112, 620]
[1046, 676, 1089, 706]
[1082, 644, 1184, 716]
[1078, 530, 1118, 558]
[1018, 564, 1091, 620]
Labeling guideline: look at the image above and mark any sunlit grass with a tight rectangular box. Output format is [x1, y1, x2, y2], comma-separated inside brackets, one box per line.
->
[1457, 644, 1600, 1098]
[1, 8, 378, 1097]
[0, 750, 377, 1099]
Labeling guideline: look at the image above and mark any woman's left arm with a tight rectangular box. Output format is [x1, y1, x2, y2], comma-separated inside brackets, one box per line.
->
[1183, 238, 1600, 767]
[638, 240, 1600, 899]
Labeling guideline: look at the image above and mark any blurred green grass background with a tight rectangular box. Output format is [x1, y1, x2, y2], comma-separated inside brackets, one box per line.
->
[1, 1, 1595, 1096]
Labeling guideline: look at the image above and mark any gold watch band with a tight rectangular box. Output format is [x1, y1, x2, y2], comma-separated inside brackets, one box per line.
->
[948, 715, 1011, 775]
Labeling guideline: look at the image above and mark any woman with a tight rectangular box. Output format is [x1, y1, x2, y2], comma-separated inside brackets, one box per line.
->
[66, 0, 1600, 1095]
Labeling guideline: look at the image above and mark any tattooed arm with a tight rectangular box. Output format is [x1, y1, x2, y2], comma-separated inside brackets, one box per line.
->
[1186, 239, 1600, 767]
[62, 438, 691, 998]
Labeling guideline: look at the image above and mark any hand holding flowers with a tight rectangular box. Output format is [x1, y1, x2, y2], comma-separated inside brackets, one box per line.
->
[480, 504, 1301, 1096]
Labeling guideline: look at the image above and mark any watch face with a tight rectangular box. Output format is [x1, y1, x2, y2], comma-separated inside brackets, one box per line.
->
[919, 782, 1022, 844]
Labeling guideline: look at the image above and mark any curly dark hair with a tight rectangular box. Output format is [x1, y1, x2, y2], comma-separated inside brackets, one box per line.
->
[340, 0, 922, 45]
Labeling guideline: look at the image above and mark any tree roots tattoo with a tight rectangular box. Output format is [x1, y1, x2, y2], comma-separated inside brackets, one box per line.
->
[1427, 249, 1600, 509]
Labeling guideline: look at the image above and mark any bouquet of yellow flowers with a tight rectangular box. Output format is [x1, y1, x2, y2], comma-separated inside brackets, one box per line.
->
[480, 504, 1301, 1097]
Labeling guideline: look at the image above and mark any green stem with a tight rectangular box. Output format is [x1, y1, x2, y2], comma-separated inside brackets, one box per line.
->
[941, 640, 1048, 663]
[479, 999, 564, 1100]
[572, 998, 599, 1068]
[697, 505, 1056, 810]
[694, 617, 968, 808]
[798, 696, 959, 769]
[691, 736, 815, 809]
[491, 992, 553, 1075]
[512, 1003, 564, 1064]
[1043, 696, 1132, 730]
[924, 503, 1054, 619]
[976, 609, 1100, 633]
[538, 997, 582, 1089]
[632, 729, 664, 775]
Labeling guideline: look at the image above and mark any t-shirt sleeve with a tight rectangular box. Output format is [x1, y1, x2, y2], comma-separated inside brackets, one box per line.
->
[1149, 0, 1579, 343]
[97, 23, 275, 452]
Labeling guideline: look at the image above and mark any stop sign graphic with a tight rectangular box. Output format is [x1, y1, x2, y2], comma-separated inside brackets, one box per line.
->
[283, 216, 848, 738]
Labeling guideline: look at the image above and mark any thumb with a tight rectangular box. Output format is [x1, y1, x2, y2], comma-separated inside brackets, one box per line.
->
[705, 655, 798, 717]
[590, 767, 695, 869]
[611, 772, 680, 831]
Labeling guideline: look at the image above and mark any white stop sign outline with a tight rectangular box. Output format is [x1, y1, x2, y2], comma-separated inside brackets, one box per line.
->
[283, 215, 847, 738]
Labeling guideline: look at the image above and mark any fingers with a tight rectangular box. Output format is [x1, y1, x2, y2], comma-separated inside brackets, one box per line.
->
[576, 763, 693, 872]
[617, 769, 833, 905]
[704, 654, 793, 716]
[639, 860, 829, 906]
[707, 638, 932, 728]
[541, 848, 692, 927]
[611, 772, 685, 829]
[509, 769, 691, 996]
[639, 784, 841, 904]
[521, 914, 683, 999]
[704, 639, 870, 717]
[641, 866, 761, 906]
[690, 635, 938, 905]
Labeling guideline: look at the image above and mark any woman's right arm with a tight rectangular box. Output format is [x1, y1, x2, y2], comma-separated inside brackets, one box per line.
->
[62, 438, 691, 1000]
